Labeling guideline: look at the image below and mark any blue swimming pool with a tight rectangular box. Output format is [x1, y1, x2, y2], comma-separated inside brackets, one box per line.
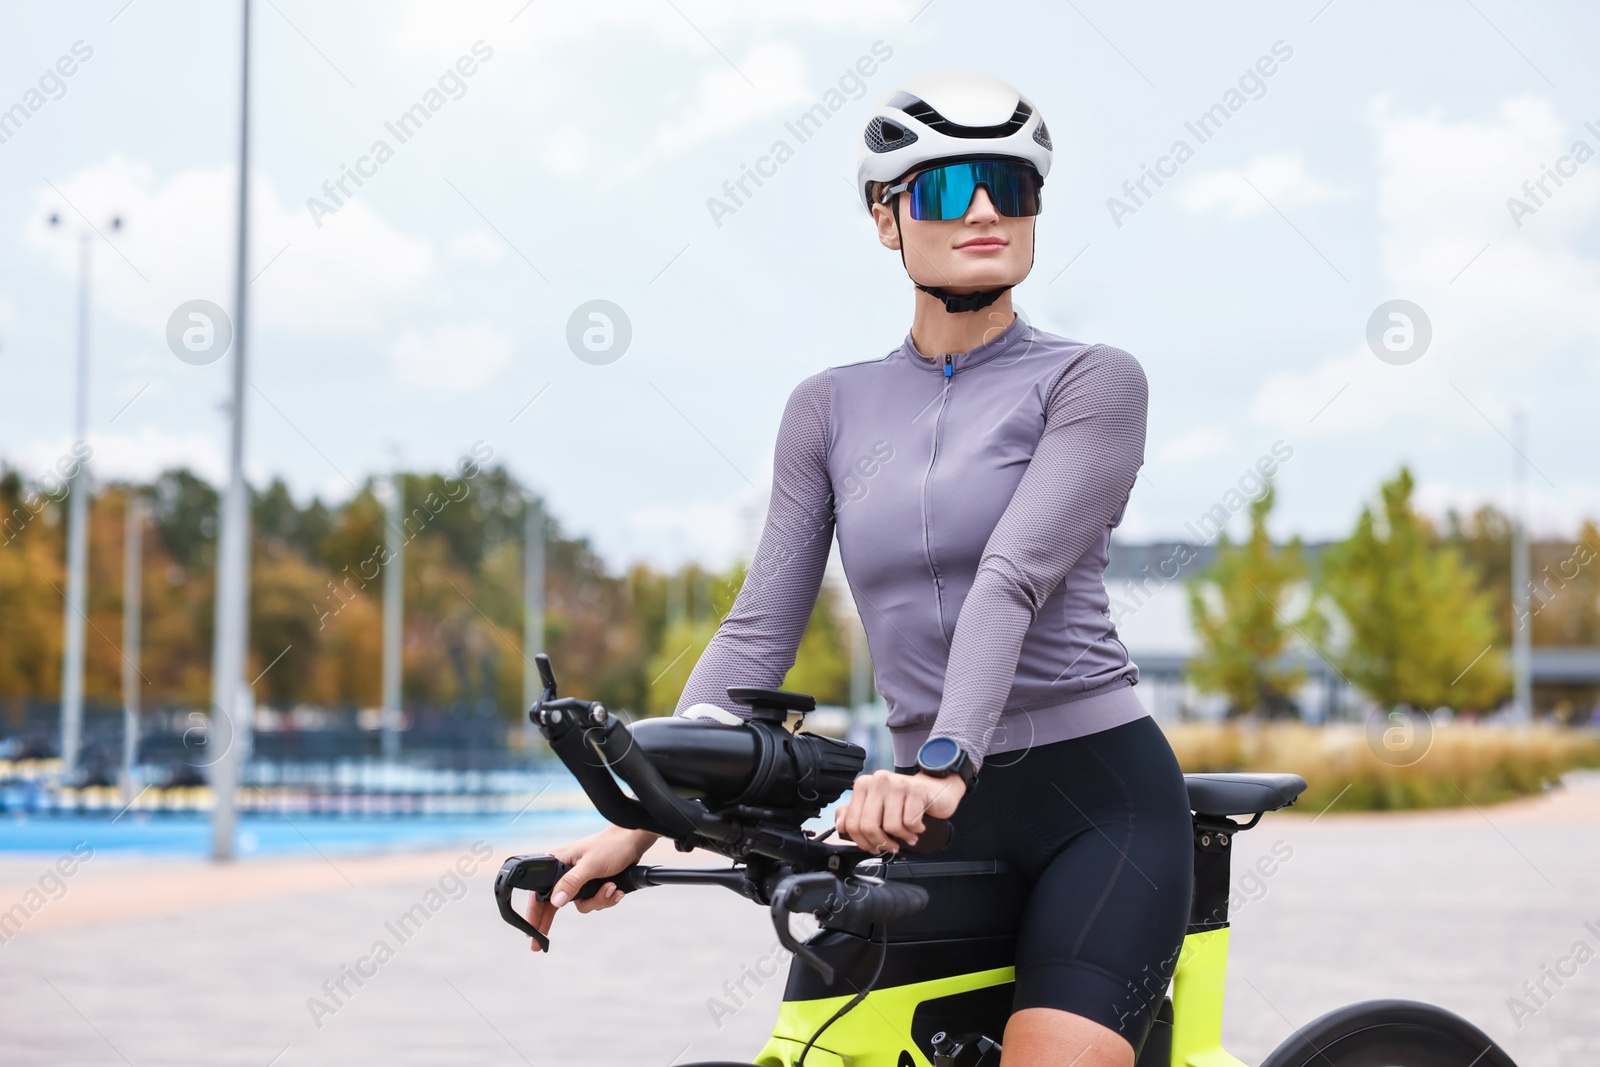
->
[0, 808, 609, 858]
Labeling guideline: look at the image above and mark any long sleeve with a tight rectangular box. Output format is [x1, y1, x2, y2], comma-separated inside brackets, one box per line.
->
[929, 345, 1148, 769]
[674, 372, 835, 717]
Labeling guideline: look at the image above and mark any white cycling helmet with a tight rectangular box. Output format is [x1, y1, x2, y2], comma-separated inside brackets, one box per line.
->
[855, 70, 1053, 215]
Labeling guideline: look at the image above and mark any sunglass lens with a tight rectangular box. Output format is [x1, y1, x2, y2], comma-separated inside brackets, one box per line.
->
[908, 162, 1039, 221]
[987, 162, 1041, 217]
[908, 164, 971, 221]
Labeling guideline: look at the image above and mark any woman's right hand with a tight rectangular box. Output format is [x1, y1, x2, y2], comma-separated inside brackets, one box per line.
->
[524, 825, 658, 952]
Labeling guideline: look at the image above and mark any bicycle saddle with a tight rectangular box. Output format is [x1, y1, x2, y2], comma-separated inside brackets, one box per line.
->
[1184, 772, 1307, 818]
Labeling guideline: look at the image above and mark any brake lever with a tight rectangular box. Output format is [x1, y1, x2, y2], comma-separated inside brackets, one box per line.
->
[535, 653, 558, 696]
[769, 872, 851, 983]
[769, 870, 931, 983]
[494, 854, 653, 951]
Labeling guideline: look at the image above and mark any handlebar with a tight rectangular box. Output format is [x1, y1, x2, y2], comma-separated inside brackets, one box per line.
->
[496, 854, 764, 951]
[769, 871, 930, 982]
[835, 814, 954, 855]
[500, 654, 954, 963]
[494, 855, 655, 950]
[496, 850, 934, 981]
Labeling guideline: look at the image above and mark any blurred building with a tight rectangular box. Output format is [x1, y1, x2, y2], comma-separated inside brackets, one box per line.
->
[1108, 540, 1347, 724]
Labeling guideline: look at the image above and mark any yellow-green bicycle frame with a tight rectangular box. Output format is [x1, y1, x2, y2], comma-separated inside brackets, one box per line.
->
[747, 927, 1241, 1067]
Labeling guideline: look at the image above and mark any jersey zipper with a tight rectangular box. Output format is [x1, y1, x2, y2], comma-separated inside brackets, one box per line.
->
[920, 353, 955, 646]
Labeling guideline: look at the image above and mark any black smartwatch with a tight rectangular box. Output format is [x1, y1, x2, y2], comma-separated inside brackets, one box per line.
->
[916, 737, 976, 788]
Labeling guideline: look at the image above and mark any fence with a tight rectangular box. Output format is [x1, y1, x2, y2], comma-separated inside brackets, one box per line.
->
[0, 700, 569, 816]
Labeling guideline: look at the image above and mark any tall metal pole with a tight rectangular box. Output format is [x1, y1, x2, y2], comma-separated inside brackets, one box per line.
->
[1511, 406, 1532, 723]
[121, 494, 144, 804]
[521, 497, 545, 750]
[381, 470, 404, 760]
[210, 0, 252, 860]
[59, 234, 91, 783]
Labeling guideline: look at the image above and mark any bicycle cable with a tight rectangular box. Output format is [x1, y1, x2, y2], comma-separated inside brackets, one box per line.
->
[794, 896, 892, 1066]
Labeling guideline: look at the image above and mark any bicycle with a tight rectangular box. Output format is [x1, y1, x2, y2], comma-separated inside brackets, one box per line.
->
[496, 655, 1518, 1067]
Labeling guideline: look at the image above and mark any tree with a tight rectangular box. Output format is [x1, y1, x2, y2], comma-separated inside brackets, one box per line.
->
[253, 477, 330, 558]
[1529, 520, 1600, 646]
[781, 581, 853, 706]
[0, 469, 65, 703]
[644, 562, 854, 714]
[1321, 468, 1508, 710]
[149, 468, 220, 570]
[645, 613, 720, 715]
[644, 561, 760, 715]
[1448, 507, 1600, 648]
[0, 461, 863, 726]
[1186, 484, 1317, 717]
[249, 545, 331, 708]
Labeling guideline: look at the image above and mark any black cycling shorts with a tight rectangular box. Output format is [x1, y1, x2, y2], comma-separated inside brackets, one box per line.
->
[899, 715, 1193, 1052]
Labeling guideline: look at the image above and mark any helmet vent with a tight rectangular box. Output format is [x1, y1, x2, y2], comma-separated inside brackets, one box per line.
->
[1033, 120, 1052, 151]
[865, 116, 919, 154]
[888, 93, 1032, 139]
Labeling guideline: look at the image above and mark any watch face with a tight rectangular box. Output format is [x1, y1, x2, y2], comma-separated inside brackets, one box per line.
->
[919, 737, 959, 770]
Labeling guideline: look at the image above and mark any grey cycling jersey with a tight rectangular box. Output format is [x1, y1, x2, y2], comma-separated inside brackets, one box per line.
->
[675, 313, 1150, 770]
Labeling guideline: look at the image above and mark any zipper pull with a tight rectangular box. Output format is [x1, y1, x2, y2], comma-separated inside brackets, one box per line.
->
[943, 353, 953, 379]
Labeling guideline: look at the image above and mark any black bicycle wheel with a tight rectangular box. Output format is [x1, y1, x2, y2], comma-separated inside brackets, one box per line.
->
[1259, 999, 1517, 1067]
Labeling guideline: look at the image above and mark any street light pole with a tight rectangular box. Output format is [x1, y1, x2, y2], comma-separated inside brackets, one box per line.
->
[58, 232, 91, 783]
[210, 0, 253, 860]
[382, 468, 404, 760]
[521, 496, 545, 751]
[121, 494, 144, 803]
[1511, 406, 1532, 724]
[49, 210, 121, 783]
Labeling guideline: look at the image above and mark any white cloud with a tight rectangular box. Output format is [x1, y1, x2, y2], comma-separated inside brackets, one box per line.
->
[643, 41, 813, 160]
[539, 124, 593, 179]
[1177, 154, 1335, 217]
[1251, 97, 1600, 441]
[390, 323, 514, 389]
[390, 0, 914, 61]
[446, 229, 505, 263]
[1373, 95, 1600, 337]
[1251, 349, 1373, 432]
[387, 2, 907, 181]
[617, 493, 764, 569]
[20, 427, 227, 486]
[25, 157, 434, 341]
[1154, 426, 1232, 464]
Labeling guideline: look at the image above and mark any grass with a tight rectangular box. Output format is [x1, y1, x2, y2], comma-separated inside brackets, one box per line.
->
[1162, 721, 1600, 812]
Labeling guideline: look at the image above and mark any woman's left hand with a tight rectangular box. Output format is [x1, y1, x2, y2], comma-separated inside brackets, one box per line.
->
[835, 770, 966, 855]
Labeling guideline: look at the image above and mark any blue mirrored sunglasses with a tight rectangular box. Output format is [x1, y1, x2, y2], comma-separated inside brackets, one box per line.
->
[880, 159, 1042, 221]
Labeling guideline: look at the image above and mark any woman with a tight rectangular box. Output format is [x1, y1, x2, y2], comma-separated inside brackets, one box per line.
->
[528, 71, 1193, 1067]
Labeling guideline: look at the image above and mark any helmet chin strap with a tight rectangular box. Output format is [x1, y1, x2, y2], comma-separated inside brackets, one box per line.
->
[892, 195, 1022, 315]
[913, 283, 1010, 314]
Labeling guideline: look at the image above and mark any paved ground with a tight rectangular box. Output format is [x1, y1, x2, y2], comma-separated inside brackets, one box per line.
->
[1, 779, 1596, 1066]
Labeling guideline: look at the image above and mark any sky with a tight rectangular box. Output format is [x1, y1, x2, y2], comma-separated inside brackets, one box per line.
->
[2, 0, 1598, 570]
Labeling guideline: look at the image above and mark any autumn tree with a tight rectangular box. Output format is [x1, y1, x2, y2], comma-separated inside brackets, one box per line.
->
[1448, 507, 1600, 647]
[0, 461, 863, 730]
[1321, 468, 1508, 710]
[0, 468, 65, 708]
[645, 561, 853, 714]
[1186, 483, 1318, 717]
[781, 582, 853, 706]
